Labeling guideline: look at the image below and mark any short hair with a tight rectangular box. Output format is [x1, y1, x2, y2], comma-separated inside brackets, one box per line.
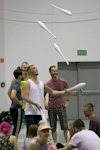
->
[27, 65, 34, 73]
[13, 68, 22, 79]
[49, 66, 56, 73]
[0, 121, 12, 134]
[27, 124, 38, 138]
[21, 62, 29, 68]
[83, 103, 94, 111]
[73, 119, 85, 130]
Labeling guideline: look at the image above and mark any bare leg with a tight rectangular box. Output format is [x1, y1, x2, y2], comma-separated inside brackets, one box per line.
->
[63, 130, 68, 142]
[52, 130, 57, 143]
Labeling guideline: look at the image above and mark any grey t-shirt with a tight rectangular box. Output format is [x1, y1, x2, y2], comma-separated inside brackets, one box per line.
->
[24, 136, 39, 150]
[10, 81, 22, 109]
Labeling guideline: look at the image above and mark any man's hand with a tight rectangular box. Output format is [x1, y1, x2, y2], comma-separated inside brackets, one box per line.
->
[19, 101, 23, 106]
[45, 103, 49, 110]
[36, 104, 42, 111]
[65, 100, 69, 107]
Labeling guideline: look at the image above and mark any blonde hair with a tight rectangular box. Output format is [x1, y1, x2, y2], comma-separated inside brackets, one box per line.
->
[69, 122, 74, 141]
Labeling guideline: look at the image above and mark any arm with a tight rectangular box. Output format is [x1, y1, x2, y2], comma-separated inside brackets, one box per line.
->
[11, 90, 22, 106]
[23, 81, 41, 110]
[8, 78, 15, 99]
[44, 92, 49, 110]
[10, 135, 17, 150]
[44, 83, 67, 96]
[28, 140, 36, 150]
[65, 86, 72, 107]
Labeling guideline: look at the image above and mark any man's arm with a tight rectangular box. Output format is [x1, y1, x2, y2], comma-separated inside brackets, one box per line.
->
[65, 86, 72, 107]
[59, 144, 74, 150]
[44, 83, 67, 96]
[8, 78, 15, 99]
[11, 90, 22, 106]
[44, 92, 49, 110]
[44, 97, 49, 110]
[23, 81, 41, 110]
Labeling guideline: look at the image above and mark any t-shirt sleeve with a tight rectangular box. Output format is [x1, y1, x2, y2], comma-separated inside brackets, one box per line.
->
[63, 79, 69, 89]
[69, 134, 80, 147]
[12, 84, 19, 91]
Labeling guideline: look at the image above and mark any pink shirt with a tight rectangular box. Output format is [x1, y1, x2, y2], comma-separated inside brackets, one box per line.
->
[46, 78, 69, 108]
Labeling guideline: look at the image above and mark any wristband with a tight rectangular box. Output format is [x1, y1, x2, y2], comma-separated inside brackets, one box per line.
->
[62, 91, 65, 94]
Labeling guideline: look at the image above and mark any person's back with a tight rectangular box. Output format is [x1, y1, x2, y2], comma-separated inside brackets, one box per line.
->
[24, 136, 38, 150]
[69, 129, 100, 150]
[89, 116, 100, 137]
[0, 122, 17, 150]
[0, 135, 13, 149]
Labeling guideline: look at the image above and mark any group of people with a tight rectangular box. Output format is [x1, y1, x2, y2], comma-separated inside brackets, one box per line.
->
[0, 61, 100, 150]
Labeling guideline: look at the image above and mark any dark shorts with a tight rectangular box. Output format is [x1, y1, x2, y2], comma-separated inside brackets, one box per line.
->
[25, 115, 42, 135]
[48, 106, 68, 131]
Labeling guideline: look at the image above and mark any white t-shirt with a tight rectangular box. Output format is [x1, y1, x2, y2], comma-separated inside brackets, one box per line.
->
[69, 129, 100, 150]
[25, 79, 44, 115]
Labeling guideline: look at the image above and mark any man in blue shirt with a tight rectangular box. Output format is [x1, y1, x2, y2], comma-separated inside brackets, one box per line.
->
[10, 68, 23, 138]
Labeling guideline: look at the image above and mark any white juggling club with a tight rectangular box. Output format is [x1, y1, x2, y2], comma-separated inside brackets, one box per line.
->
[51, 4, 72, 16]
[53, 43, 69, 65]
[38, 21, 57, 39]
[67, 82, 86, 92]
[40, 109, 47, 125]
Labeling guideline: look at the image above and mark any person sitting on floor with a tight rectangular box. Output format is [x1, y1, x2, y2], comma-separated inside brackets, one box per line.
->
[24, 124, 39, 150]
[0, 121, 17, 150]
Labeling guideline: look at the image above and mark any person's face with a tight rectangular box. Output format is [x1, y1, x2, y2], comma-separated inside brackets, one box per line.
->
[18, 74, 23, 81]
[21, 63, 29, 74]
[30, 65, 38, 76]
[50, 67, 58, 78]
[83, 106, 92, 117]
[39, 129, 50, 139]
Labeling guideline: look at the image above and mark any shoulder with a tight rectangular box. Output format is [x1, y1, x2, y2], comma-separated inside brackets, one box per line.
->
[46, 80, 52, 85]
[10, 135, 17, 140]
[24, 80, 31, 86]
[58, 78, 66, 82]
[9, 135, 17, 143]
[29, 139, 37, 148]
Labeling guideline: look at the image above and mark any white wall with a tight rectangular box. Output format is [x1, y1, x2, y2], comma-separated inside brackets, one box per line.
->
[0, 0, 100, 112]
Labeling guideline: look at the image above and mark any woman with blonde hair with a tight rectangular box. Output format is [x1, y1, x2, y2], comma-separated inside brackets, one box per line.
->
[0, 121, 17, 150]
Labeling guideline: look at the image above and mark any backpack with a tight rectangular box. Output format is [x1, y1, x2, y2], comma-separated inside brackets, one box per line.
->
[0, 111, 12, 125]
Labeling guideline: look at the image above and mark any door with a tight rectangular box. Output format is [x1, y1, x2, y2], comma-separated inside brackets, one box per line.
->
[58, 62, 100, 120]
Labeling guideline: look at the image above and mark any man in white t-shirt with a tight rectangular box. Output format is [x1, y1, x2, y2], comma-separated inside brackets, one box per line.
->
[59, 119, 100, 150]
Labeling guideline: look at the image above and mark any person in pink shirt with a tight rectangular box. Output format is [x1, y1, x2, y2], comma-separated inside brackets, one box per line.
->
[44, 66, 72, 143]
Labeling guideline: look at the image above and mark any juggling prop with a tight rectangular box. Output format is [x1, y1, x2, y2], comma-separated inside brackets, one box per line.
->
[53, 43, 69, 65]
[67, 82, 86, 92]
[51, 4, 72, 15]
[38, 21, 57, 39]
[40, 109, 47, 125]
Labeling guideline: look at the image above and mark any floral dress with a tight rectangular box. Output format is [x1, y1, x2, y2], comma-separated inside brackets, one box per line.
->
[0, 135, 13, 150]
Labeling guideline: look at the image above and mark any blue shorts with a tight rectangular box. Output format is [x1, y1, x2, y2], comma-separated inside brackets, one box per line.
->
[48, 106, 68, 131]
